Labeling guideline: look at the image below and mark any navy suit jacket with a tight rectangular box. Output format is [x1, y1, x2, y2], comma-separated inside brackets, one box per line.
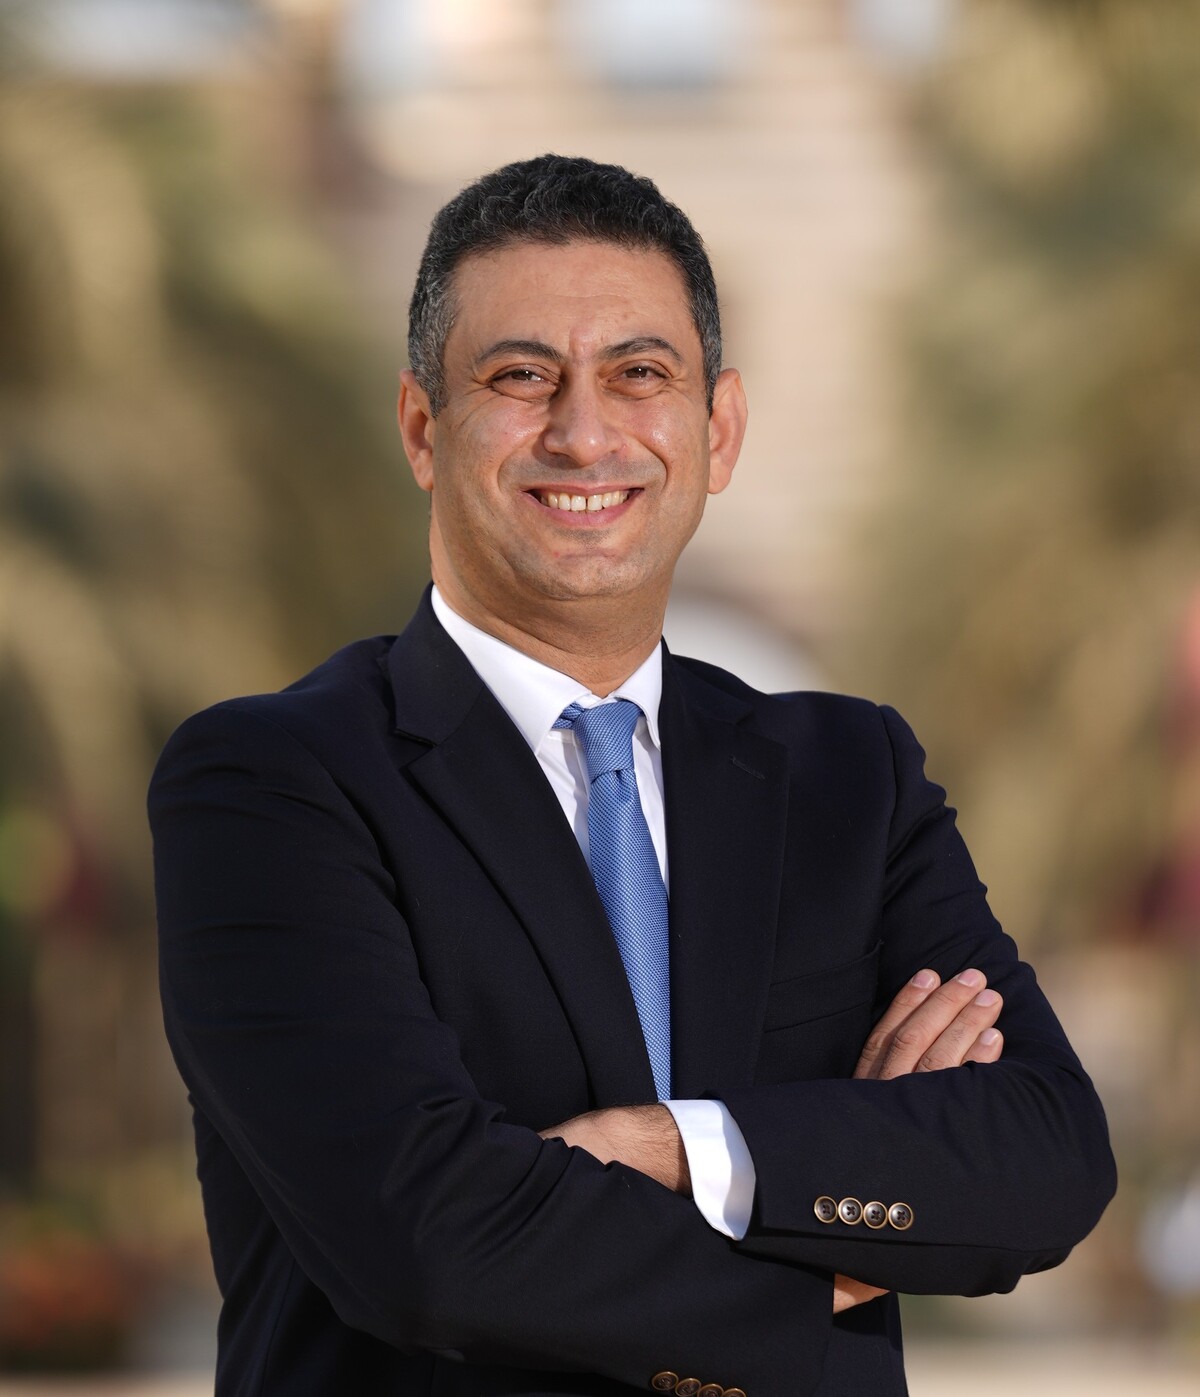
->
[151, 592, 1115, 1396]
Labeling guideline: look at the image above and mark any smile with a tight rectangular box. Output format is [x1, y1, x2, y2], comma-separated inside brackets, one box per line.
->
[534, 490, 632, 514]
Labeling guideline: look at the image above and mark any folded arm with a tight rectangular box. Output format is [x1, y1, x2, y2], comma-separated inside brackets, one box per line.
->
[542, 961, 1007, 1310]
[724, 706, 1115, 1294]
[541, 705, 1114, 1303]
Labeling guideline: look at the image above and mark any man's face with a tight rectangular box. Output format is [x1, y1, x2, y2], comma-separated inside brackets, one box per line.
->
[399, 239, 745, 639]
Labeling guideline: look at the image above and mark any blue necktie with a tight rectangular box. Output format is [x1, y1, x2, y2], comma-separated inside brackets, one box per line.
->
[555, 700, 671, 1100]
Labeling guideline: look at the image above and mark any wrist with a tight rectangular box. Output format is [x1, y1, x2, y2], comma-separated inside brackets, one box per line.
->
[541, 1104, 691, 1195]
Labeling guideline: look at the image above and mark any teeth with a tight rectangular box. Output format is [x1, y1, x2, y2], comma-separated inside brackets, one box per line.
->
[539, 490, 630, 513]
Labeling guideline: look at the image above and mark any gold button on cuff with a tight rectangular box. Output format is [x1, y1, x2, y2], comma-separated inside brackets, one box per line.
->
[863, 1201, 887, 1229]
[698, 1386, 724, 1397]
[888, 1201, 914, 1231]
[837, 1197, 863, 1225]
[651, 1374, 678, 1392]
[723, 1389, 747, 1397]
[814, 1195, 838, 1224]
[675, 1381, 701, 1397]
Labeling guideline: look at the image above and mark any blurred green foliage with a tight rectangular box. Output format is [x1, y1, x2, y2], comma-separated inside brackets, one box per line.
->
[857, 0, 1200, 951]
[0, 73, 427, 1191]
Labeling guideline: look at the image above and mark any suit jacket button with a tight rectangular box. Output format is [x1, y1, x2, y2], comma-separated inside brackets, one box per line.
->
[651, 1374, 678, 1392]
[863, 1200, 887, 1229]
[837, 1197, 863, 1225]
[888, 1202, 914, 1230]
[698, 1386, 724, 1397]
[813, 1195, 837, 1223]
[723, 1388, 747, 1397]
[675, 1380, 701, 1396]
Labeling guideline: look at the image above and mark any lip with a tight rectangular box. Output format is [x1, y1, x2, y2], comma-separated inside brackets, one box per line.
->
[522, 486, 641, 525]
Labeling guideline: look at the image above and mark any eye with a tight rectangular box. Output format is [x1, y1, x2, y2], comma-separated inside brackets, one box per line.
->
[614, 363, 667, 393]
[490, 366, 555, 398]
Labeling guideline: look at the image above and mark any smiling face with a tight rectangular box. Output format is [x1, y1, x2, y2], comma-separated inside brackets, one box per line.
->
[397, 239, 747, 660]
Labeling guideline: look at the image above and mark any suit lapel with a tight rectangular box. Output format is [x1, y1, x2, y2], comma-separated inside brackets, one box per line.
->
[661, 656, 790, 1100]
[384, 597, 657, 1106]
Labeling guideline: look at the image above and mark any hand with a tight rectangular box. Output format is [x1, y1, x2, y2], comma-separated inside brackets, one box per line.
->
[833, 967, 1005, 1313]
[854, 967, 1003, 1081]
[833, 1275, 888, 1313]
[539, 1104, 692, 1195]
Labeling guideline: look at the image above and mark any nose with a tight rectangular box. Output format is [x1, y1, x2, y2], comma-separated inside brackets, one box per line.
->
[541, 377, 622, 468]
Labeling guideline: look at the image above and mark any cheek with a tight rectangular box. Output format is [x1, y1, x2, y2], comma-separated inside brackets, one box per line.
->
[453, 399, 542, 458]
[629, 401, 707, 464]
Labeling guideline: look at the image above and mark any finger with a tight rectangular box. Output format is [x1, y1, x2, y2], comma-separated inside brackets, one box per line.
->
[854, 970, 941, 1080]
[911, 989, 1004, 1074]
[874, 969, 993, 1079]
[832, 1275, 889, 1314]
[960, 1026, 1003, 1066]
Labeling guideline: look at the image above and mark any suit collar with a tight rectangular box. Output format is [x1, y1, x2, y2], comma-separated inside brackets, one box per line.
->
[383, 588, 485, 745]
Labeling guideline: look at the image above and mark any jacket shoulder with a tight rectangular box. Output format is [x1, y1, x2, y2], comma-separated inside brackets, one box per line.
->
[667, 654, 935, 804]
[155, 636, 401, 776]
[670, 652, 894, 746]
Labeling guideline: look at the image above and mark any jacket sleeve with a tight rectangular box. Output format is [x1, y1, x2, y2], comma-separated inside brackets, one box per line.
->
[152, 702, 835, 1397]
[723, 705, 1116, 1295]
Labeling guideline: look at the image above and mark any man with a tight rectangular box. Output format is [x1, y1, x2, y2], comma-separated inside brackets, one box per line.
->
[151, 155, 1115, 1397]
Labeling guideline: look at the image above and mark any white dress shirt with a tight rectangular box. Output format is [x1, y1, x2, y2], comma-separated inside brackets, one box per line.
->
[430, 586, 755, 1239]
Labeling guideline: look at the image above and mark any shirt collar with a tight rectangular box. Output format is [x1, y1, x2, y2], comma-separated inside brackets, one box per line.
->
[430, 586, 663, 755]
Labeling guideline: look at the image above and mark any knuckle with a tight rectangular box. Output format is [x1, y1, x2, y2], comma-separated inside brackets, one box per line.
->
[893, 1025, 927, 1053]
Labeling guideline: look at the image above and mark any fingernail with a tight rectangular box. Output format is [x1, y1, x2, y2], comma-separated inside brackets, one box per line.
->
[980, 1028, 1001, 1047]
[911, 970, 937, 990]
[956, 969, 983, 989]
[974, 989, 999, 1008]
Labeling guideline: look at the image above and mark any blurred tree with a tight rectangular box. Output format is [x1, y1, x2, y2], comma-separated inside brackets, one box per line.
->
[0, 70, 427, 1192]
[851, 0, 1200, 952]
[840, 0, 1200, 1335]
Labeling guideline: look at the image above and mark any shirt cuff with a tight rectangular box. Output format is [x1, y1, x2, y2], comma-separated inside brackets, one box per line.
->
[664, 1098, 756, 1240]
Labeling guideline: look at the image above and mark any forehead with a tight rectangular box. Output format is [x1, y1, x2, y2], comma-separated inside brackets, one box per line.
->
[446, 239, 697, 356]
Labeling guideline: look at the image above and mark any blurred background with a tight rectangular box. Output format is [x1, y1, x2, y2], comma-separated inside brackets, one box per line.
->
[0, 0, 1198, 1391]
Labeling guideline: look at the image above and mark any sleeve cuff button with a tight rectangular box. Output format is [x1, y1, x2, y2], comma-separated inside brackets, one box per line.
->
[888, 1202, 914, 1230]
[863, 1201, 887, 1229]
[837, 1197, 863, 1225]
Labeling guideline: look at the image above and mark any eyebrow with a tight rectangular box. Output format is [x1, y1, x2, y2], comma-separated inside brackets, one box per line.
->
[608, 336, 685, 365]
[473, 335, 686, 370]
[474, 339, 561, 368]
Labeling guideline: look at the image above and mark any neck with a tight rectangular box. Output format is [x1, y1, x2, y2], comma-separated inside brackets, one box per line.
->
[433, 580, 664, 697]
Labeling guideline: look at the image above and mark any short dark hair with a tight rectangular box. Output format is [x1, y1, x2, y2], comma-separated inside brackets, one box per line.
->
[407, 154, 722, 415]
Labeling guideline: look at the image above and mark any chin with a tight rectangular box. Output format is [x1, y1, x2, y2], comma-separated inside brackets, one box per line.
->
[530, 566, 654, 605]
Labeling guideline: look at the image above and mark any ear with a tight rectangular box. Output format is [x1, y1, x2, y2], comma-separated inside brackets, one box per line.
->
[706, 367, 747, 495]
[398, 369, 436, 491]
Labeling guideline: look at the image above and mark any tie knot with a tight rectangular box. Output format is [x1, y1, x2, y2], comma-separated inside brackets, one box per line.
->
[555, 699, 642, 779]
